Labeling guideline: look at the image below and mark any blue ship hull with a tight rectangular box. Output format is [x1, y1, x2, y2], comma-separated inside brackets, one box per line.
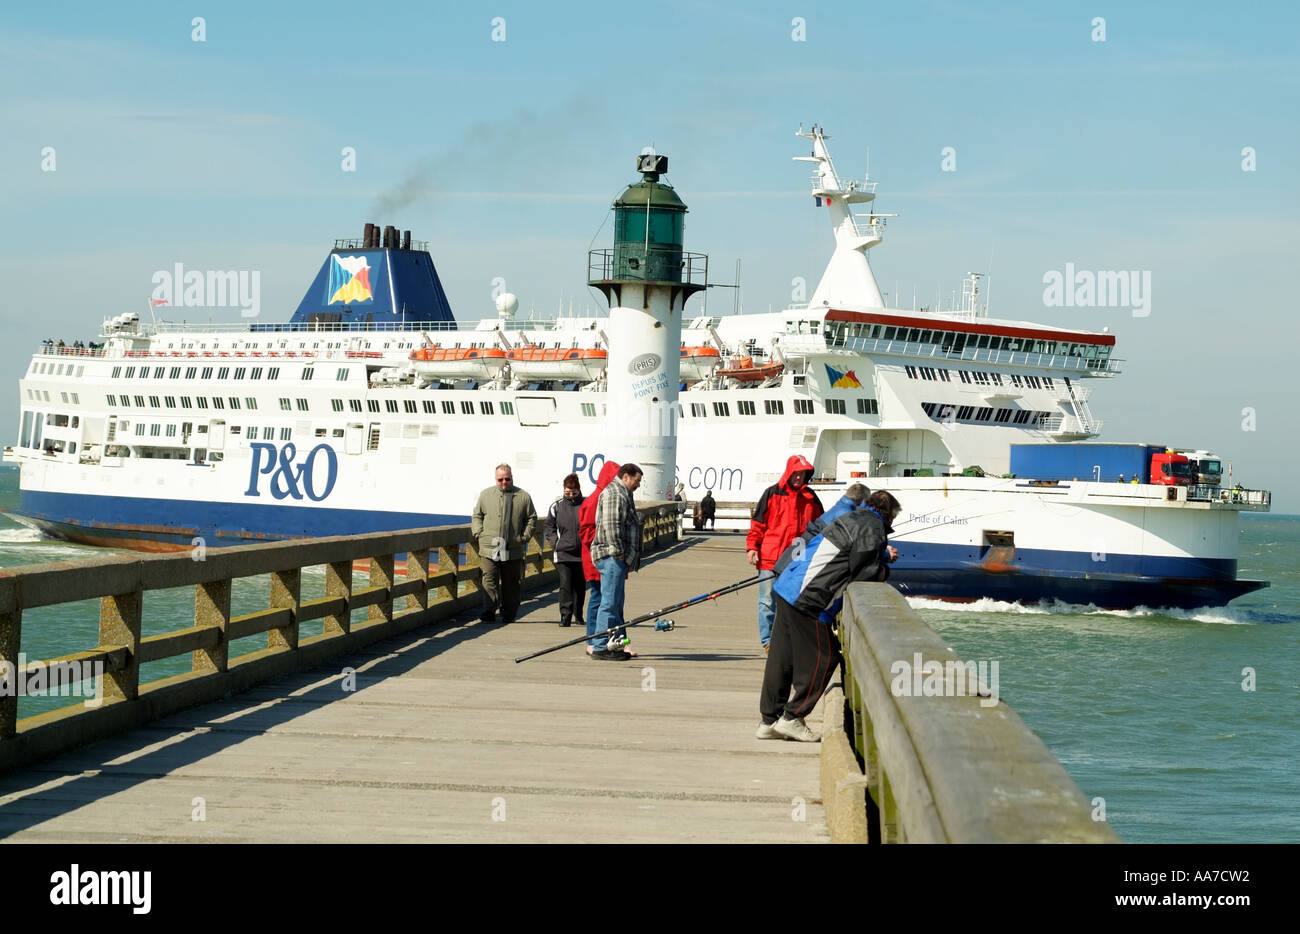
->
[12, 489, 463, 553]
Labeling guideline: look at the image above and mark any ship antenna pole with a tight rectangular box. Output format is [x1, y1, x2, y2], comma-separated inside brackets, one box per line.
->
[734, 259, 741, 314]
[985, 241, 995, 316]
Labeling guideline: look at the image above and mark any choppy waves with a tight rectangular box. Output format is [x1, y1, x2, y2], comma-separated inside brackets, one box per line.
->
[904, 595, 1293, 625]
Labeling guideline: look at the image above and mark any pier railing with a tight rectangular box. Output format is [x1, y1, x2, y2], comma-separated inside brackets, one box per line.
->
[0, 504, 682, 774]
[830, 582, 1120, 843]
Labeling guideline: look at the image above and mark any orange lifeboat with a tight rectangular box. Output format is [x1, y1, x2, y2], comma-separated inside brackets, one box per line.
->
[408, 346, 508, 380]
[715, 356, 784, 383]
[506, 346, 607, 381]
[680, 345, 722, 381]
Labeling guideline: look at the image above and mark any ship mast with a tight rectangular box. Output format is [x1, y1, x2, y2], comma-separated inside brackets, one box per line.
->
[795, 125, 895, 310]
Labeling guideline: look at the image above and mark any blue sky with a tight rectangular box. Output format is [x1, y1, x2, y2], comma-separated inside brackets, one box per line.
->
[2, 0, 1297, 508]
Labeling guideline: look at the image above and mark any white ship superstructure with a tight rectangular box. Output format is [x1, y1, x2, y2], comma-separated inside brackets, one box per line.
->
[5, 129, 1270, 609]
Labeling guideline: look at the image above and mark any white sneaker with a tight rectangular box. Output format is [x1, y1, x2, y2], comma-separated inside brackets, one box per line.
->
[774, 715, 819, 743]
[755, 721, 781, 740]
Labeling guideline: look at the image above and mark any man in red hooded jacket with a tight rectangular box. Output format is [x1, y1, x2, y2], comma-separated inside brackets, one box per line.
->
[746, 454, 823, 651]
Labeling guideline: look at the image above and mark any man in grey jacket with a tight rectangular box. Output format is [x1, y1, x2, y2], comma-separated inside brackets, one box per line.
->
[470, 463, 537, 625]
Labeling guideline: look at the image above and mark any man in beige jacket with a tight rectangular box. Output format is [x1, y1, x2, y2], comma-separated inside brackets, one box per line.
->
[470, 463, 537, 625]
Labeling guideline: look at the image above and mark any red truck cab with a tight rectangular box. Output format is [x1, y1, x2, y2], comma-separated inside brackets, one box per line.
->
[1149, 450, 1192, 486]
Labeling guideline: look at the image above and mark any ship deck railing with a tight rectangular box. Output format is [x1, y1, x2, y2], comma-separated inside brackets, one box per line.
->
[84, 317, 612, 340]
[1196, 485, 1271, 506]
[333, 238, 429, 252]
[805, 335, 1124, 375]
[39, 347, 106, 357]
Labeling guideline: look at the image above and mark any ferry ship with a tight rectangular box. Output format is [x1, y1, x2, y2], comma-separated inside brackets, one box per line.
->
[4, 127, 1271, 610]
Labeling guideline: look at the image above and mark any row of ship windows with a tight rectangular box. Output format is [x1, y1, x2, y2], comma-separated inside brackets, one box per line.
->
[920, 402, 1052, 425]
[30, 362, 86, 378]
[101, 395, 605, 418]
[105, 365, 341, 381]
[687, 398, 878, 417]
[115, 422, 301, 441]
[827, 323, 1112, 360]
[904, 365, 1057, 390]
[40, 391, 878, 419]
[26, 390, 80, 404]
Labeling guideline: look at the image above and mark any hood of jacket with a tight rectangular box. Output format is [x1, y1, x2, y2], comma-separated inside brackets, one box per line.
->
[579, 461, 621, 528]
[778, 454, 815, 490]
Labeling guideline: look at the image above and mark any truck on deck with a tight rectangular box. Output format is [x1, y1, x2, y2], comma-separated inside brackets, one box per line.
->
[1010, 443, 1191, 485]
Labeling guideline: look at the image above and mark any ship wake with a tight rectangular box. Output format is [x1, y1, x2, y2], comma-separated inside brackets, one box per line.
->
[904, 595, 1292, 625]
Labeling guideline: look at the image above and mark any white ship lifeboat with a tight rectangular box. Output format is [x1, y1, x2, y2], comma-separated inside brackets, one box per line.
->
[506, 346, 607, 381]
[680, 345, 722, 381]
[408, 346, 508, 380]
[716, 356, 784, 383]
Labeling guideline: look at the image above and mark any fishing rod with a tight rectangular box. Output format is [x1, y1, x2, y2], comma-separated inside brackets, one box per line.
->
[514, 574, 761, 663]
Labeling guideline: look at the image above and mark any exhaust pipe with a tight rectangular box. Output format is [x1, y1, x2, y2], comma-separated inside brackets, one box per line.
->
[401, 229, 411, 251]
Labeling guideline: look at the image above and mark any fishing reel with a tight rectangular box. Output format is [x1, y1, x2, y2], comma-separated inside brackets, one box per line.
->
[654, 618, 675, 632]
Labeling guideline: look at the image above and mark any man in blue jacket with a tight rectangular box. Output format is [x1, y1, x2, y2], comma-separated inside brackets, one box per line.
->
[757, 486, 899, 742]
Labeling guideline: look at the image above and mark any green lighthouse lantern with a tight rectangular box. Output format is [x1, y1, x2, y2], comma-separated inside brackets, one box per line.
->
[612, 153, 687, 283]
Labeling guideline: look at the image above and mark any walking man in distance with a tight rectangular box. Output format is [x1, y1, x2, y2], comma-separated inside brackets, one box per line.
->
[471, 463, 537, 625]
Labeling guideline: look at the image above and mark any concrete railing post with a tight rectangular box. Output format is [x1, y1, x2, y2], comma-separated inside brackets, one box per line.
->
[191, 580, 229, 674]
[269, 569, 300, 651]
[465, 540, 483, 601]
[436, 545, 459, 604]
[324, 561, 352, 636]
[406, 546, 430, 613]
[369, 555, 395, 625]
[0, 578, 21, 739]
[100, 588, 143, 699]
[536, 529, 553, 576]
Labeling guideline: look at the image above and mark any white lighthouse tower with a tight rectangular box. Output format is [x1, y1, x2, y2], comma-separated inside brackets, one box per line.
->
[588, 152, 708, 501]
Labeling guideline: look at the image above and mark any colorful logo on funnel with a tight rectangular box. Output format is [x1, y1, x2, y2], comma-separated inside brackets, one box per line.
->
[825, 363, 862, 389]
[327, 255, 373, 305]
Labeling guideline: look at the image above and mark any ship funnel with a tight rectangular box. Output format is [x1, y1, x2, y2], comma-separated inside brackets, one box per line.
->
[290, 226, 457, 327]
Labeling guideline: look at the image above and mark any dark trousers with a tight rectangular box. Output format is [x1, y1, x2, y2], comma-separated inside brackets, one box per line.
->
[557, 560, 585, 624]
[760, 595, 842, 724]
[480, 557, 522, 622]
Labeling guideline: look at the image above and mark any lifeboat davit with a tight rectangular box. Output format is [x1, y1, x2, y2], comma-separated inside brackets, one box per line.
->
[680, 345, 722, 381]
[715, 356, 784, 383]
[408, 346, 508, 380]
[506, 346, 607, 381]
